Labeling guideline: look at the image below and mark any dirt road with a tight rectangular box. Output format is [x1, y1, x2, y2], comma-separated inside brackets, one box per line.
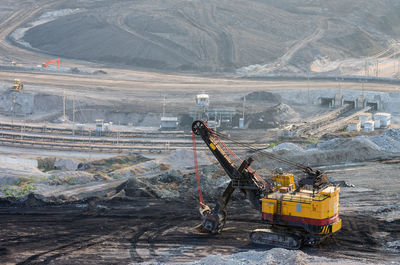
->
[0, 197, 398, 265]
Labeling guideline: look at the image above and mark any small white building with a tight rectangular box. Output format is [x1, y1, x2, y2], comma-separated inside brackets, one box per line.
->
[160, 117, 178, 129]
[95, 119, 104, 132]
[363, 121, 375, 132]
[347, 120, 361, 132]
[76, 124, 85, 131]
[239, 118, 245, 129]
[103, 122, 112, 132]
[195, 94, 210, 107]
[358, 113, 372, 127]
[374, 113, 391, 128]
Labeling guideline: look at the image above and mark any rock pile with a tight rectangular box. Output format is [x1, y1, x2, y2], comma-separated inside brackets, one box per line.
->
[370, 129, 400, 152]
[246, 103, 298, 129]
[187, 248, 373, 265]
[269, 142, 304, 152]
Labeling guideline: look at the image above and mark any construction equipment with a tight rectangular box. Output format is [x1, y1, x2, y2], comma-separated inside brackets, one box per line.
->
[192, 120, 341, 249]
[11, 79, 23, 92]
[42, 59, 60, 68]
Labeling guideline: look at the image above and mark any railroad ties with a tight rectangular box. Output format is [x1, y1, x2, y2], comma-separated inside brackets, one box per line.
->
[0, 121, 258, 153]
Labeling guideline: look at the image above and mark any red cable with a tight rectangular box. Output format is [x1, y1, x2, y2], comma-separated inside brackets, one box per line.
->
[192, 131, 205, 207]
[213, 133, 242, 163]
[212, 131, 270, 189]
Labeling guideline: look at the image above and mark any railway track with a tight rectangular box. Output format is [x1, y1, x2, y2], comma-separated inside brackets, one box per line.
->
[0, 121, 190, 138]
[287, 105, 372, 138]
[309, 106, 372, 137]
[293, 104, 352, 137]
[0, 121, 262, 153]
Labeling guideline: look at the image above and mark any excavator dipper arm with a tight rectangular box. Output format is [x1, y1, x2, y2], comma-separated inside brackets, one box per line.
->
[192, 120, 270, 234]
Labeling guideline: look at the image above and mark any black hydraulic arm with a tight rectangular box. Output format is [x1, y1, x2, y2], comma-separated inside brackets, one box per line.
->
[192, 120, 269, 192]
[192, 120, 270, 234]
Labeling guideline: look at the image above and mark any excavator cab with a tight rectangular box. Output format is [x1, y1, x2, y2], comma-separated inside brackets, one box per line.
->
[272, 172, 296, 192]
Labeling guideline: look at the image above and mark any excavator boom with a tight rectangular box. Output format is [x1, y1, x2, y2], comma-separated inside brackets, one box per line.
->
[42, 59, 60, 68]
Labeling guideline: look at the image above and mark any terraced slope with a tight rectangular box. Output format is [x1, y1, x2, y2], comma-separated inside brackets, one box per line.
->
[21, 0, 400, 72]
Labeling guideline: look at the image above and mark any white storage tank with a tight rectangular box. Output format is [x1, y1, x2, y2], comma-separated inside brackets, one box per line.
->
[358, 113, 372, 127]
[373, 118, 381, 129]
[374, 112, 391, 128]
[347, 120, 361, 132]
[363, 121, 375, 132]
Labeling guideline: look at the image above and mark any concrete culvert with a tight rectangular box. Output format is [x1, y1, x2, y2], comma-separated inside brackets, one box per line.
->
[343, 100, 356, 109]
[319, 97, 335, 107]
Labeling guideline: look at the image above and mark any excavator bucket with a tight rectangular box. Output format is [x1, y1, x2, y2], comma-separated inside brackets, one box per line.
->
[195, 203, 226, 234]
[194, 181, 234, 234]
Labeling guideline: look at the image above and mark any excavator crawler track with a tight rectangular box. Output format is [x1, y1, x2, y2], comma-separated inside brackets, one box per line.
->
[250, 228, 303, 250]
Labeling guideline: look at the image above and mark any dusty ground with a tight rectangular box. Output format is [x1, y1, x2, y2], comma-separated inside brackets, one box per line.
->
[0, 1, 399, 265]
[0, 144, 399, 264]
[0, 169, 398, 265]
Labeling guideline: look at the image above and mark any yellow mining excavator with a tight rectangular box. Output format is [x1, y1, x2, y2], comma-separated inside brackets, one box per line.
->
[11, 79, 23, 92]
[192, 120, 341, 249]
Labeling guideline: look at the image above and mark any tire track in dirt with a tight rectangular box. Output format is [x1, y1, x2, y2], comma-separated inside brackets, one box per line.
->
[0, 198, 398, 264]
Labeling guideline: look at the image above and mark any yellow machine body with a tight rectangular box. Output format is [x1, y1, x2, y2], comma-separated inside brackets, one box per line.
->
[11, 79, 23, 92]
[261, 174, 342, 235]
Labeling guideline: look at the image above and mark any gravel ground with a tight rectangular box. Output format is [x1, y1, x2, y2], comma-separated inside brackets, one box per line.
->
[187, 248, 378, 265]
[370, 129, 400, 152]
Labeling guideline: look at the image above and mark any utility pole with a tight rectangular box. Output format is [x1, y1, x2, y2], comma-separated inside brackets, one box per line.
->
[307, 74, 310, 104]
[62, 91, 66, 122]
[21, 114, 26, 140]
[88, 130, 92, 161]
[162, 96, 166, 117]
[242, 96, 246, 119]
[117, 121, 120, 145]
[337, 77, 342, 93]
[11, 95, 16, 126]
[361, 81, 365, 96]
[72, 97, 75, 136]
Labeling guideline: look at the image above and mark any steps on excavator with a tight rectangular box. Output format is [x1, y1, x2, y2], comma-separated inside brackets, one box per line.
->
[250, 228, 303, 250]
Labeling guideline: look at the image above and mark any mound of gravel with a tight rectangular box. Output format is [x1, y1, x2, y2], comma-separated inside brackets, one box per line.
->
[316, 137, 382, 151]
[246, 103, 298, 129]
[161, 148, 213, 170]
[46, 171, 98, 185]
[187, 248, 374, 265]
[54, 158, 80, 171]
[243, 91, 282, 103]
[370, 129, 400, 152]
[269, 142, 304, 152]
[256, 135, 387, 169]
